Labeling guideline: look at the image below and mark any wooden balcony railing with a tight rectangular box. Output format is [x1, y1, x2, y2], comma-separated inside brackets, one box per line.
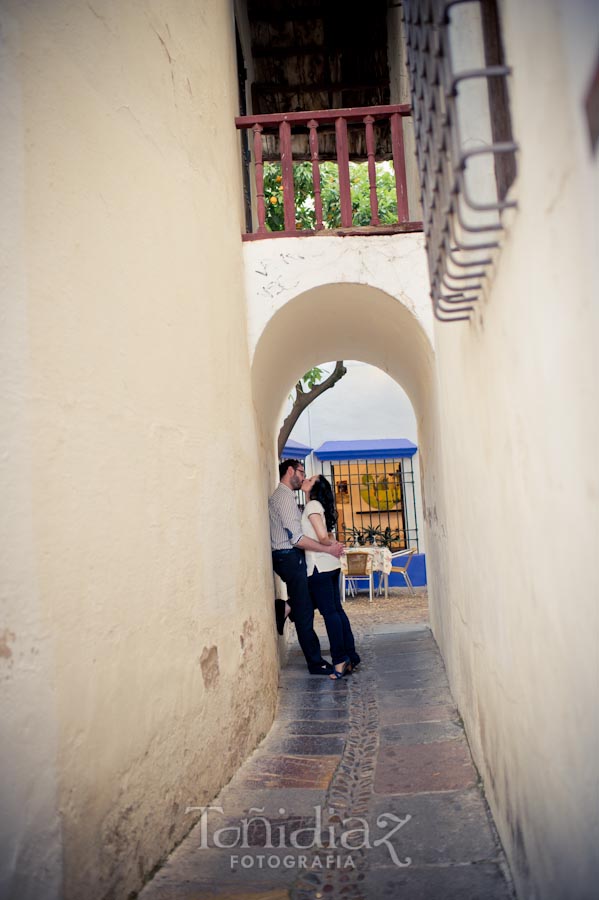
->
[235, 105, 423, 241]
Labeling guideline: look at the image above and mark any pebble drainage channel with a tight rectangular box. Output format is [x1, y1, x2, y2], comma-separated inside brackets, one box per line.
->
[292, 631, 379, 900]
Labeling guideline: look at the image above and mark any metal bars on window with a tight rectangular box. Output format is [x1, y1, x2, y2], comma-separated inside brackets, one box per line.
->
[320, 457, 419, 552]
[402, 0, 517, 321]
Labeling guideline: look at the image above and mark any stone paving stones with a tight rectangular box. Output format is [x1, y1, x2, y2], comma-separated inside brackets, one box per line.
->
[377, 685, 456, 709]
[380, 719, 464, 744]
[374, 667, 451, 690]
[376, 643, 440, 656]
[285, 720, 348, 735]
[242, 754, 340, 790]
[363, 862, 513, 899]
[370, 789, 500, 866]
[374, 738, 479, 794]
[276, 707, 349, 721]
[278, 694, 349, 711]
[217, 787, 327, 820]
[139, 617, 514, 900]
[379, 702, 457, 726]
[370, 623, 431, 635]
[266, 736, 346, 756]
[374, 653, 448, 673]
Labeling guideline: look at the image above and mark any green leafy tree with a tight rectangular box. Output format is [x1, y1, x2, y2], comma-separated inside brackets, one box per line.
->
[270, 162, 394, 455]
[263, 161, 399, 231]
[263, 163, 316, 231]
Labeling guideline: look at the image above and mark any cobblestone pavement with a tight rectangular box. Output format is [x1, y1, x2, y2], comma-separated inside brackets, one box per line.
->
[138, 590, 515, 900]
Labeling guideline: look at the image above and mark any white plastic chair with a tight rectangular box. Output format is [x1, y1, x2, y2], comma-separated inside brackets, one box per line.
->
[377, 547, 417, 596]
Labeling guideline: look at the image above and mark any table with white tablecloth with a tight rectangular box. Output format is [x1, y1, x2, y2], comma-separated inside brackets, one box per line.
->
[339, 546, 392, 600]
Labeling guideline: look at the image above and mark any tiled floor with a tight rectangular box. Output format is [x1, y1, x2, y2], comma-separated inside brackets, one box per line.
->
[138, 615, 515, 900]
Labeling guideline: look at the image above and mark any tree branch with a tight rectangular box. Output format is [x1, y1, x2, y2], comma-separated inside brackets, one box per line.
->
[277, 361, 347, 457]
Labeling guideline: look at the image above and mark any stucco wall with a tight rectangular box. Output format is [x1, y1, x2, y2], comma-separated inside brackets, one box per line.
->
[0, 3, 278, 899]
[245, 232, 436, 591]
[425, 1, 599, 897]
[244, 233, 433, 366]
[244, 3, 599, 895]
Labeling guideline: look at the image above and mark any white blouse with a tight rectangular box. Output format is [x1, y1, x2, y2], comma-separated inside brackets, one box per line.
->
[301, 500, 341, 577]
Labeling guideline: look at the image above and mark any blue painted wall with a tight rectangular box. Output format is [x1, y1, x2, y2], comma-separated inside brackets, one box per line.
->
[384, 553, 427, 587]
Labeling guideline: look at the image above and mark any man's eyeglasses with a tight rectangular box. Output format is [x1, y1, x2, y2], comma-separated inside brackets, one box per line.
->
[295, 468, 306, 477]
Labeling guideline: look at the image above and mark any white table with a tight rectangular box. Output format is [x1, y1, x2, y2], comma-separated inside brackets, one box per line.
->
[340, 546, 393, 600]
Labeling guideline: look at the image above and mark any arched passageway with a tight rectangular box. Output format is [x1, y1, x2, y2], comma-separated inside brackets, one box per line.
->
[251, 277, 447, 632]
[251, 282, 436, 459]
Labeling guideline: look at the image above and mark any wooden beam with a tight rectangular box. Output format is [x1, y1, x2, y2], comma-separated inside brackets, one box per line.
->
[252, 79, 389, 95]
[248, 6, 325, 23]
[236, 104, 411, 127]
[251, 43, 383, 59]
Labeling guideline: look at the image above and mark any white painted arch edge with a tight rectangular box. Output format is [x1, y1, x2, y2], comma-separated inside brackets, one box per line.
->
[243, 232, 434, 366]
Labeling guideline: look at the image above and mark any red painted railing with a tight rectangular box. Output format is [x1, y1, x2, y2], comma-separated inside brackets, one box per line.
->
[235, 105, 423, 241]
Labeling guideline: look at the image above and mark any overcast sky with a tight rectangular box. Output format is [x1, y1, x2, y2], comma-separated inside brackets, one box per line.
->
[283, 360, 418, 450]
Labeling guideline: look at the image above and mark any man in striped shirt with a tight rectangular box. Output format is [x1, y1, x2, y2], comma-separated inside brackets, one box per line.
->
[269, 459, 345, 675]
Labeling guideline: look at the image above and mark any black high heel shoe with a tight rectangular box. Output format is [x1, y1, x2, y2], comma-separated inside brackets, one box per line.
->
[274, 599, 289, 636]
[349, 653, 361, 671]
[308, 660, 335, 675]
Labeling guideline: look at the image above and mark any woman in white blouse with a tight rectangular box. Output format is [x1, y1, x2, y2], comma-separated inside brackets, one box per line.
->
[301, 474, 360, 680]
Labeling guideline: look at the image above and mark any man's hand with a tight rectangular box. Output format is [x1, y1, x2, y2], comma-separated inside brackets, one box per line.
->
[327, 540, 345, 559]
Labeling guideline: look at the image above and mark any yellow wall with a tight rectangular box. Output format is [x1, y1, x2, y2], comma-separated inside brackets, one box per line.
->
[424, 2, 599, 897]
[0, 2, 278, 898]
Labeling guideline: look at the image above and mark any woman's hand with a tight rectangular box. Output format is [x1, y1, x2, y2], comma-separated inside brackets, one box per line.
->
[327, 540, 345, 559]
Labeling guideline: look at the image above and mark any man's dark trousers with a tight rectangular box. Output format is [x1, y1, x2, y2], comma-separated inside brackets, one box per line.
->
[272, 548, 323, 669]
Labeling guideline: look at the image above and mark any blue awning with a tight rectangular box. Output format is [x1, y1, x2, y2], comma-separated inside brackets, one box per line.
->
[314, 439, 417, 460]
[281, 439, 313, 460]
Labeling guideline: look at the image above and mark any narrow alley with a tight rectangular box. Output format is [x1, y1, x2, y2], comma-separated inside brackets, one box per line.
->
[2, 3, 597, 898]
[139, 593, 515, 900]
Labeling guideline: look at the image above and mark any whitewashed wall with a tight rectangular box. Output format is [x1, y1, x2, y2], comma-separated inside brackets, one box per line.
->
[0, 3, 278, 898]
[245, 233, 433, 366]
[246, 5, 599, 898]
[245, 233, 436, 592]
[424, 1, 599, 898]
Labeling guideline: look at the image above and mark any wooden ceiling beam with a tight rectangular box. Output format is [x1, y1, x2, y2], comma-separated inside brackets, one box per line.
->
[252, 44, 337, 59]
[247, 6, 324, 23]
[252, 79, 389, 95]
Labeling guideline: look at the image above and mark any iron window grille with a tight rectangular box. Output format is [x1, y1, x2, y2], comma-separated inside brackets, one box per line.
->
[402, 0, 518, 322]
[324, 457, 419, 552]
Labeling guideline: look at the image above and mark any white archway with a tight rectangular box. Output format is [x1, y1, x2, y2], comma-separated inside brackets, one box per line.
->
[251, 278, 447, 610]
[251, 281, 436, 447]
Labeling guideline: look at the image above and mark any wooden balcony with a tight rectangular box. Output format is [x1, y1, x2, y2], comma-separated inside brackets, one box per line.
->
[235, 105, 423, 241]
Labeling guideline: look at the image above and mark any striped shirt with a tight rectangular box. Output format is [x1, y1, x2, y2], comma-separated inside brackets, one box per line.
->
[269, 483, 304, 550]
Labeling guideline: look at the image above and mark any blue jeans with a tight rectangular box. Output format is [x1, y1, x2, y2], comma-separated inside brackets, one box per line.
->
[272, 549, 323, 669]
[308, 567, 358, 666]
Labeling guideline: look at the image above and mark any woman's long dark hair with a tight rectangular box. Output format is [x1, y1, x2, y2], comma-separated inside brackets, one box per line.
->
[309, 475, 337, 532]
